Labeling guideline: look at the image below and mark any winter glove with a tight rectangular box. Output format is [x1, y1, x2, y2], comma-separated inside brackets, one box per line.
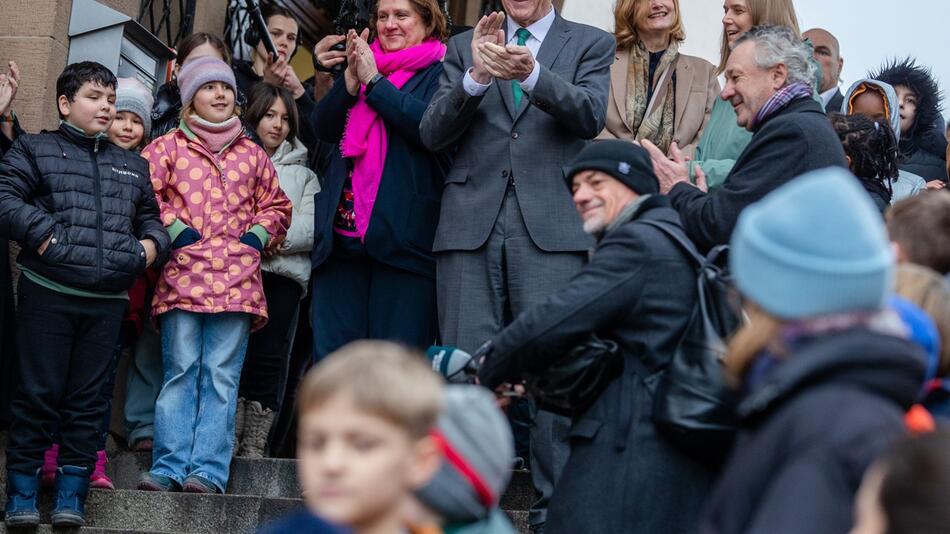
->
[240, 232, 264, 252]
[171, 227, 201, 249]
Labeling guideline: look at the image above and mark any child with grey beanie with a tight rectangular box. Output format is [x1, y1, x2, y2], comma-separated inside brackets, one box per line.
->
[109, 77, 154, 150]
[413, 385, 517, 534]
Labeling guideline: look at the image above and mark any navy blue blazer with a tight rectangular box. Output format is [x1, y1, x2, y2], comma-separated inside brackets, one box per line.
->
[310, 62, 449, 279]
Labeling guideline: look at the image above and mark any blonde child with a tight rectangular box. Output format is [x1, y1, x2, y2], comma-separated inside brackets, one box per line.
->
[262, 341, 443, 533]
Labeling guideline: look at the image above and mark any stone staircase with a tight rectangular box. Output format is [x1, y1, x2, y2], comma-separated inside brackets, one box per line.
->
[0, 444, 533, 533]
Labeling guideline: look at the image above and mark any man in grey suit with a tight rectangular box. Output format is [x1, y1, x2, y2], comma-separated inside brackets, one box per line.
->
[420, 2, 614, 531]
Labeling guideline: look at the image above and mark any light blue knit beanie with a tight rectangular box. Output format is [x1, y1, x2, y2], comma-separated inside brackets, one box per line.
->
[730, 167, 894, 320]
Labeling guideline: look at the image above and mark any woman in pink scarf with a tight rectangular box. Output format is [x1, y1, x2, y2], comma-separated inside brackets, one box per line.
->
[309, 0, 449, 359]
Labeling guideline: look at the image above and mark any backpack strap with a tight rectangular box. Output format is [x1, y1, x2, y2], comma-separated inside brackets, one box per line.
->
[637, 219, 705, 266]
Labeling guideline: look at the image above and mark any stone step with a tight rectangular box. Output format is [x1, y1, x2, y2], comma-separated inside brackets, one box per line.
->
[0, 489, 302, 534]
[0, 526, 176, 534]
[104, 451, 535, 511]
[105, 451, 299, 499]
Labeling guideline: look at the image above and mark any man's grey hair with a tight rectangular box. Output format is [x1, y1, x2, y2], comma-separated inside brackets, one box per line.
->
[735, 25, 817, 89]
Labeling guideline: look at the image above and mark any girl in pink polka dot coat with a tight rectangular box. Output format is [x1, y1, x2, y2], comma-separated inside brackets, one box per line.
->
[138, 56, 291, 494]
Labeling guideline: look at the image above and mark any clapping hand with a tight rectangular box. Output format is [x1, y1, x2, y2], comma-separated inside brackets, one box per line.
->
[0, 60, 20, 118]
[470, 11, 505, 84]
[477, 41, 535, 82]
[641, 140, 707, 194]
[344, 28, 374, 96]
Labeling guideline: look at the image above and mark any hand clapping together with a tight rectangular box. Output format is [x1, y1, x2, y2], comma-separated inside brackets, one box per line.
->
[470, 11, 536, 84]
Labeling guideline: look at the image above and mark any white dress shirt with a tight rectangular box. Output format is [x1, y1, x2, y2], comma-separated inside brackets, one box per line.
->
[462, 7, 556, 97]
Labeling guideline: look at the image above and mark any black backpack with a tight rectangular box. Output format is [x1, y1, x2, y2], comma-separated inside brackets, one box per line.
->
[640, 219, 743, 467]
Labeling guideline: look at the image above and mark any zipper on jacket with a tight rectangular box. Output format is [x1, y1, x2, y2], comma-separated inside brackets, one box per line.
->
[92, 137, 104, 289]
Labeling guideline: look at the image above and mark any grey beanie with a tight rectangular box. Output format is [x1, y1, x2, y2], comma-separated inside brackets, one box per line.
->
[416, 385, 514, 523]
[115, 77, 154, 137]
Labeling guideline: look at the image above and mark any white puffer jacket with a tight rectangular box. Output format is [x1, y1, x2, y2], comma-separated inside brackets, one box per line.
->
[263, 138, 320, 294]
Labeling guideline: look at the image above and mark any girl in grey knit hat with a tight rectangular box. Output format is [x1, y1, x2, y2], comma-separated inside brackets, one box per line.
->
[108, 77, 153, 151]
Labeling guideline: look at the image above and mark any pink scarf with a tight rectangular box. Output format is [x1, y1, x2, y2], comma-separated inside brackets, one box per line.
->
[341, 38, 446, 239]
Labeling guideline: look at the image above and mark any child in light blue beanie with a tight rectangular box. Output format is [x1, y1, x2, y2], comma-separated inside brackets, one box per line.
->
[730, 167, 894, 320]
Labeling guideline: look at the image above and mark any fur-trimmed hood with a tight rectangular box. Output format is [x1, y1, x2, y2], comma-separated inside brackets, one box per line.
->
[871, 58, 945, 157]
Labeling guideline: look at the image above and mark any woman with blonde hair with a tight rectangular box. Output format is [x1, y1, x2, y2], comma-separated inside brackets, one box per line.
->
[599, 0, 718, 155]
[698, 168, 925, 534]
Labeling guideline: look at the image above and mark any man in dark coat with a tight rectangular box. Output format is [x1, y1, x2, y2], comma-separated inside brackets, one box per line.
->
[643, 25, 848, 252]
[803, 28, 845, 114]
[478, 140, 714, 534]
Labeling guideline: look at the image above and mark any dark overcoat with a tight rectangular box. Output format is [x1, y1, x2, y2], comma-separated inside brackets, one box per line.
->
[669, 97, 849, 251]
[480, 196, 715, 534]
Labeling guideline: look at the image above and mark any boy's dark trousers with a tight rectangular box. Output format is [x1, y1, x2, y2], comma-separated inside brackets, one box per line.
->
[5, 276, 127, 475]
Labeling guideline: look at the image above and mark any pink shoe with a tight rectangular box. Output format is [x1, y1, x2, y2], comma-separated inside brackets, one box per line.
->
[89, 449, 114, 490]
[41, 444, 59, 488]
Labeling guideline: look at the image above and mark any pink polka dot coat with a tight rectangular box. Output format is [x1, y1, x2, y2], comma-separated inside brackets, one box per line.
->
[143, 128, 292, 331]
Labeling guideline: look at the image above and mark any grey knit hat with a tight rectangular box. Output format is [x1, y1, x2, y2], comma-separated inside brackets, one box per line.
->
[115, 77, 154, 136]
[416, 385, 515, 523]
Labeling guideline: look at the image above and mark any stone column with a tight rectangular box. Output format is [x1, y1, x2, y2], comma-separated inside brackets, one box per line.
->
[0, 1, 73, 132]
[192, 0, 228, 36]
[0, 0, 144, 133]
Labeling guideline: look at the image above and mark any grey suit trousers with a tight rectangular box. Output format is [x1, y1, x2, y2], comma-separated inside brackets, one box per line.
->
[437, 184, 584, 528]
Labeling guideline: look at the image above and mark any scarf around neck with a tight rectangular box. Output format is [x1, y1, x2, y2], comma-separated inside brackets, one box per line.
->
[625, 41, 678, 152]
[750, 81, 813, 131]
[341, 38, 446, 240]
[184, 114, 243, 154]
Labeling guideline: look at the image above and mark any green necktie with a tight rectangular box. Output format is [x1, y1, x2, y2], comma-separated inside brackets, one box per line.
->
[512, 28, 532, 109]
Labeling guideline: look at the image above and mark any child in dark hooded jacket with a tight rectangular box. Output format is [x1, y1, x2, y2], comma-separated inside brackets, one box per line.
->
[872, 58, 948, 185]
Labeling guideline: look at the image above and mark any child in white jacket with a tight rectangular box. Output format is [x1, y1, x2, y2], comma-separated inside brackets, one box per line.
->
[237, 83, 320, 457]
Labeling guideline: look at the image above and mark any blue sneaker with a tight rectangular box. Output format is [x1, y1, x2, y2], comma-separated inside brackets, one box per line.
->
[4, 469, 40, 527]
[51, 465, 90, 527]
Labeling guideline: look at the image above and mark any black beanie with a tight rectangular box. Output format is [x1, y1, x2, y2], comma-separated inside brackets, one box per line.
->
[563, 140, 660, 195]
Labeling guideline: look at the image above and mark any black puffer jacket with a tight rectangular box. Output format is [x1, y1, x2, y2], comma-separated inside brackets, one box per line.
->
[0, 124, 170, 292]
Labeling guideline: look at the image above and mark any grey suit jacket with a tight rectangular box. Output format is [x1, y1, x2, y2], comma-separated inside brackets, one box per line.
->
[420, 13, 615, 253]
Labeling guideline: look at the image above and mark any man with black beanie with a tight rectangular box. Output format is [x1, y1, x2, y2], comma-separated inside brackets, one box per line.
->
[477, 139, 714, 534]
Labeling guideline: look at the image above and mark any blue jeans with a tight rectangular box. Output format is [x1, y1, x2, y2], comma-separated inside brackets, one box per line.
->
[150, 310, 250, 491]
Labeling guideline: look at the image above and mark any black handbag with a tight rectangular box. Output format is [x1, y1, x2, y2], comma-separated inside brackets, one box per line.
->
[524, 336, 624, 417]
[640, 220, 742, 466]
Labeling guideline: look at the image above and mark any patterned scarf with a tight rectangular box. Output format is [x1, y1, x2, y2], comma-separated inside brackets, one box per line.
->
[625, 41, 678, 152]
[341, 38, 446, 240]
[750, 81, 813, 131]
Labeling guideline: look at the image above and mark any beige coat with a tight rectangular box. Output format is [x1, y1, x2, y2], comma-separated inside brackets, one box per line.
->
[599, 46, 719, 157]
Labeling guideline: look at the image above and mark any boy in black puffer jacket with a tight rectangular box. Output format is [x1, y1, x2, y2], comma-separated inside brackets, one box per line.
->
[0, 61, 170, 528]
